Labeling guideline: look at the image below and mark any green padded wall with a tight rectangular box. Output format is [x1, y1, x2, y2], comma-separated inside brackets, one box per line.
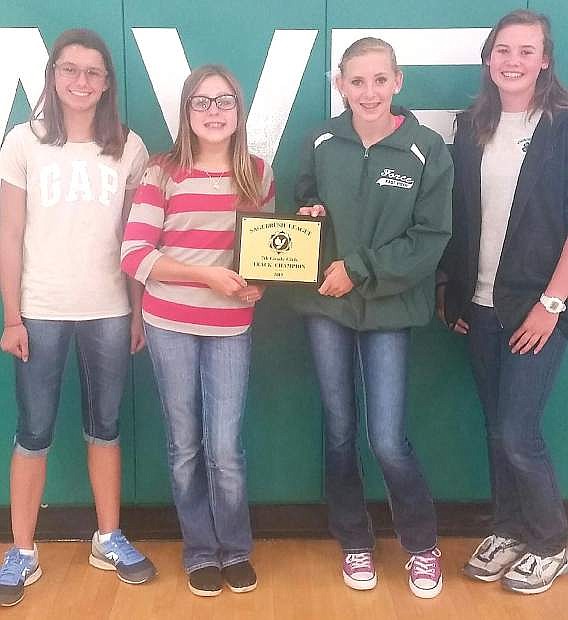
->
[2, 0, 568, 508]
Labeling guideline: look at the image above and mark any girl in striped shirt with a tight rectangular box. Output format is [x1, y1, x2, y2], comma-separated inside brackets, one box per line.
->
[121, 64, 274, 597]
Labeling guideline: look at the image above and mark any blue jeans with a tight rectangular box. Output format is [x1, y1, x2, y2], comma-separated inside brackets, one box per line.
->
[14, 317, 130, 455]
[468, 303, 568, 556]
[305, 315, 437, 554]
[145, 323, 253, 572]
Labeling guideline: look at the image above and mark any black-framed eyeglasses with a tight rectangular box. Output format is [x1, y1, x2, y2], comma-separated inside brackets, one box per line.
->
[187, 94, 237, 112]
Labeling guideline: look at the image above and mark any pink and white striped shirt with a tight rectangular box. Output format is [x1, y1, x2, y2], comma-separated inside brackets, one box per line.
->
[121, 157, 275, 336]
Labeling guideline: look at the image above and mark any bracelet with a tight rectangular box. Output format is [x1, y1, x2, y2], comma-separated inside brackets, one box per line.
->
[435, 281, 448, 290]
[4, 321, 23, 328]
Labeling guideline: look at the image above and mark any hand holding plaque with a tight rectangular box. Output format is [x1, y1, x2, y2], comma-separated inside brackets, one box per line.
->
[234, 213, 325, 286]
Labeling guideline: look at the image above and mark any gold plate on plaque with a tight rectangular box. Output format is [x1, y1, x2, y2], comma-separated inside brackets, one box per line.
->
[234, 212, 325, 286]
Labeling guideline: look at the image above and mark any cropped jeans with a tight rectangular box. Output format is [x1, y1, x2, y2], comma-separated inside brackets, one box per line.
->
[468, 303, 568, 556]
[14, 316, 130, 455]
[145, 323, 253, 572]
[305, 315, 437, 554]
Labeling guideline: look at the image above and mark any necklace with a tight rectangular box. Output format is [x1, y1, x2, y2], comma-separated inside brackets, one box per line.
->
[204, 170, 224, 191]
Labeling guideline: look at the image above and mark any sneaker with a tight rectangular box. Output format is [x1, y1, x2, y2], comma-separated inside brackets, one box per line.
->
[89, 530, 156, 584]
[0, 545, 42, 607]
[464, 534, 526, 582]
[222, 560, 257, 593]
[405, 548, 443, 599]
[501, 550, 568, 594]
[342, 552, 377, 590]
[188, 566, 223, 597]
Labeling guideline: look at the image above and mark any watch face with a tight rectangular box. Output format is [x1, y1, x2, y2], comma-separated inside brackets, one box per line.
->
[550, 301, 560, 312]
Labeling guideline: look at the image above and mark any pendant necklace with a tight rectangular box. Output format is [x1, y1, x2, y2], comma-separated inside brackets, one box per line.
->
[205, 170, 224, 191]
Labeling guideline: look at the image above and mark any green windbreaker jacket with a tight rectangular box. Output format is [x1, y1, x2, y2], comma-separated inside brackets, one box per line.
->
[293, 107, 453, 330]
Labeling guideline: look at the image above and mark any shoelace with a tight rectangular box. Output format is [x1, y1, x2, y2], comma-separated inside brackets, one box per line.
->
[473, 535, 514, 561]
[345, 553, 372, 570]
[405, 548, 441, 578]
[0, 548, 30, 585]
[107, 533, 143, 564]
[514, 553, 544, 582]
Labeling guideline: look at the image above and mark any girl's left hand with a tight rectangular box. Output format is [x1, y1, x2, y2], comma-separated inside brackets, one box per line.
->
[318, 260, 354, 297]
[130, 313, 146, 354]
[509, 302, 559, 354]
[235, 284, 266, 305]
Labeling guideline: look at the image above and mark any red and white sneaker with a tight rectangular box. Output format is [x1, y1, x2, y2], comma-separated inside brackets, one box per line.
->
[342, 552, 377, 590]
[405, 548, 443, 598]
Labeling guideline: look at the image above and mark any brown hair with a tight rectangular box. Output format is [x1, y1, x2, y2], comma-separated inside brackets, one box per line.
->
[469, 9, 568, 145]
[30, 28, 126, 159]
[155, 64, 263, 209]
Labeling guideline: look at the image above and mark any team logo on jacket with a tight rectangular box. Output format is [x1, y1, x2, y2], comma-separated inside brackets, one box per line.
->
[376, 168, 414, 189]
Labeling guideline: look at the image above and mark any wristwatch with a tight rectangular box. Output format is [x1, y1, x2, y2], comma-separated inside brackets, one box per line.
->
[539, 294, 567, 314]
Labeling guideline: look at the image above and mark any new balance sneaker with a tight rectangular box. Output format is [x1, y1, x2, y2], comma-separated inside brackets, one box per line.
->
[405, 548, 443, 599]
[222, 560, 257, 593]
[342, 552, 377, 590]
[188, 566, 223, 597]
[501, 550, 568, 594]
[0, 545, 42, 607]
[464, 534, 526, 582]
[89, 530, 156, 584]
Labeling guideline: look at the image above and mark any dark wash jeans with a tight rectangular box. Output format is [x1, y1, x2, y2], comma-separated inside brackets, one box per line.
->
[468, 303, 568, 556]
[305, 315, 437, 554]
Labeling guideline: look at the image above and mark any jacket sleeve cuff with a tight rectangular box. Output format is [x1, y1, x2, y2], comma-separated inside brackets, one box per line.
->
[344, 252, 368, 286]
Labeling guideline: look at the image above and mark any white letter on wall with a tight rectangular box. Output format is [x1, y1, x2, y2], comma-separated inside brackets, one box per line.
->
[246, 29, 317, 164]
[133, 28, 317, 164]
[0, 28, 48, 140]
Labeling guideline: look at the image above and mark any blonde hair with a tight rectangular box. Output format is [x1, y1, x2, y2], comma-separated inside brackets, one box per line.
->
[155, 64, 262, 209]
[339, 37, 399, 75]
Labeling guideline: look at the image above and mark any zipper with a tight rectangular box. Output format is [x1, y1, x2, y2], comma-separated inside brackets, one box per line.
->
[359, 146, 370, 195]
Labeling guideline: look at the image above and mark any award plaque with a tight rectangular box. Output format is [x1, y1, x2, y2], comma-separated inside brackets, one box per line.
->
[234, 212, 325, 285]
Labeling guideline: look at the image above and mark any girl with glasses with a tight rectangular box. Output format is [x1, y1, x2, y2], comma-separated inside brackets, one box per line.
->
[438, 9, 568, 594]
[121, 65, 275, 597]
[294, 37, 452, 597]
[0, 28, 155, 607]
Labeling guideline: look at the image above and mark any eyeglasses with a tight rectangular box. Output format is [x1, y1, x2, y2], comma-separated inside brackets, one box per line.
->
[187, 94, 237, 112]
[54, 62, 108, 85]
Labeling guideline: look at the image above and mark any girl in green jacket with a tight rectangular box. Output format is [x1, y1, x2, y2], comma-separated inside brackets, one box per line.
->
[295, 37, 452, 598]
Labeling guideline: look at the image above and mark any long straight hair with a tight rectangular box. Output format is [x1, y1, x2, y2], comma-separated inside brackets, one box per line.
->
[469, 10, 568, 146]
[30, 28, 126, 159]
[156, 64, 263, 209]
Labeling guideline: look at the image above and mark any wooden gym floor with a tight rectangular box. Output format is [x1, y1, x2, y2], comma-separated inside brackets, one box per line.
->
[1, 538, 566, 619]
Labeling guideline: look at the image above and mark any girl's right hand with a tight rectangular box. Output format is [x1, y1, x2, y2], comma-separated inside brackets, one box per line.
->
[297, 204, 326, 217]
[450, 318, 470, 335]
[0, 323, 29, 362]
[435, 283, 469, 334]
[202, 266, 247, 297]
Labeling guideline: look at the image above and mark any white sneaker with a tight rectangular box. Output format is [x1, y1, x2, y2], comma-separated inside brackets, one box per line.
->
[501, 550, 568, 594]
[463, 534, 526, 582]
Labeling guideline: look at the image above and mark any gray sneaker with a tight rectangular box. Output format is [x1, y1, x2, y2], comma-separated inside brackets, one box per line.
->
[0, 546, 42, 607]
[89, 530, 156, 584]
[463, 534, 526, 582]
[502, 550, 568, 594]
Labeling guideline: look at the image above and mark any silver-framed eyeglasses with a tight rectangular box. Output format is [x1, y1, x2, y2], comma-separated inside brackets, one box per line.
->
[54, 62, 108, 84]
[187, 94, 237, 112]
